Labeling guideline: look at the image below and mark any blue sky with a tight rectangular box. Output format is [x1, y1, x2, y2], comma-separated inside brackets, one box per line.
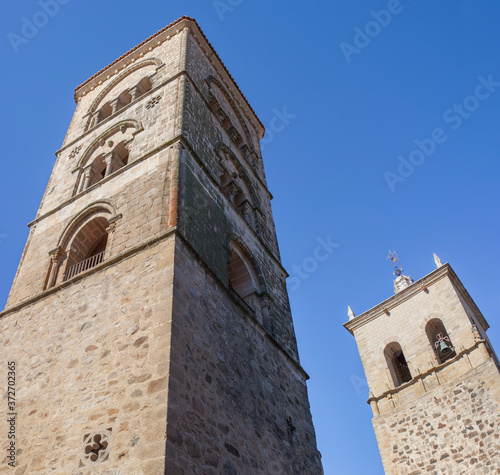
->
[1, 1, 500, 473]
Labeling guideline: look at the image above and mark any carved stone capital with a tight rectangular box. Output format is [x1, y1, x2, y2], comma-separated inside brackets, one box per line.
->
[103, 152, 114, 166]
[109, 98, 121, 115]
[129, 85, 141, 101]
[259, 293, 272, 309]
[106, 214, 122, 233]
[48, 246, 64, 263]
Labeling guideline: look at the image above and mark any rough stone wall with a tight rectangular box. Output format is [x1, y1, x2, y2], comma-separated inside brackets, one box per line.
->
[63, 33, 185, 147]
[179, 33, 298, 357]
[0, 236, 176, 474]
[182, 33, 280, 259]
[7, 143, 176, 306]
[183, 32, 263, 169]
[2, 18, 323, 474]
[164, 235, 323, 474]
[178, 147, 299, 361]
[348, 266, 500, 473]
[374, 358, 500, 474]
[6, 28, 188, 308]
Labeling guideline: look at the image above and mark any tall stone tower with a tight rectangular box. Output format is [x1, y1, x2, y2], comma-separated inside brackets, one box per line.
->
[345, 257, 500, 474]
[1, 17, 323, 474]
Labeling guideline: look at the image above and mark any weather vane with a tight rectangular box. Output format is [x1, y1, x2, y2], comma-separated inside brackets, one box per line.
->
[387, 250, 405, 277]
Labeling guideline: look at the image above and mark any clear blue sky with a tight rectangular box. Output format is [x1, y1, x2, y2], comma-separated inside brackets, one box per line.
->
[1, 2, 500, 474]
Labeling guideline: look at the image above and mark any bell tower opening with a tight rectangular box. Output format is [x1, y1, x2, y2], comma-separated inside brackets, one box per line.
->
[426, 318, 455, 364]
[384, 342, 412, 388]
[64, 216, 109, 280]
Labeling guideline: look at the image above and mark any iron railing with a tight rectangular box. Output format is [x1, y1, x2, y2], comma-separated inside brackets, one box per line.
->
[228, 284, 255, 315]
[64, 251, 105, 281]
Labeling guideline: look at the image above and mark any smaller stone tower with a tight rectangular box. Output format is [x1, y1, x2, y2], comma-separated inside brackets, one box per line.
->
[345, 256, 500, 474]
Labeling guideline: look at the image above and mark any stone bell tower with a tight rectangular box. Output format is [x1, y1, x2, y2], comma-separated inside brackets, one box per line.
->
[345, 256, 500, 474]
[1, 17, 323, 474]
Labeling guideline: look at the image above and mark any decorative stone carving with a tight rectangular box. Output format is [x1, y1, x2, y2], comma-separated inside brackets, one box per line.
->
[80, 429, 112, 466]
[68, 145, 83, 160]
[146, 95, 162, 110]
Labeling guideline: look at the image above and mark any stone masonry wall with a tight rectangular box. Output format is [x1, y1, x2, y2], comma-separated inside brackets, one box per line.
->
[183, 32, 280, 259]
[7, 144, 175, 306]
[179, 147, 299, 361]
[353, 274, 485, 399]
[63, 33, 185, 147]
[164, 235, 323, 474]
[0, 236, 176, 474]
[373, 358, 500, 474]
[7, 29, 187, 307]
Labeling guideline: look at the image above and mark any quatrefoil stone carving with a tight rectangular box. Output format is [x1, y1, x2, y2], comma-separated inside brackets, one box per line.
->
[80, 429, 112, 466]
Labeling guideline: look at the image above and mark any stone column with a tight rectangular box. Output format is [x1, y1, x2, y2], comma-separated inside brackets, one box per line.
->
[80, 167, 92, 192]
[103, 153, 114, 178]
[109, 98, 121, 115]
[369, 397, 380, 417]
[91, 110, 101, 127]
[260, 294, 272, 332]
[46, 246, 64, 289]
[129, 85, 141, 102]
[239, 201, 253, 227]
[104, 214, 122, 260]
[228, 183, 239, 204]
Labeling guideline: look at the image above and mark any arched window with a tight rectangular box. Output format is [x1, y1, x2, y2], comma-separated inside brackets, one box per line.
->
[207, 77, 253, 160]
[136, 77, 152, 97]
[63, 216, 109, 280]
[384, 342, 412, 388]
[90, 76, 153, 128]
[96, 102, 113, 123]
[426, 318, 455, 364]
[78, 141, 130, 192]
[219, 151, 256, 228]
[228, 243, 259, 314]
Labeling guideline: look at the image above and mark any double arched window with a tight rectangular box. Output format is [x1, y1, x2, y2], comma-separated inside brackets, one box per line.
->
[74, 121, 141, 196]
[219, 148, 257, 230]
[89, 77, 152, 128]
[77, 141, 130, 193]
